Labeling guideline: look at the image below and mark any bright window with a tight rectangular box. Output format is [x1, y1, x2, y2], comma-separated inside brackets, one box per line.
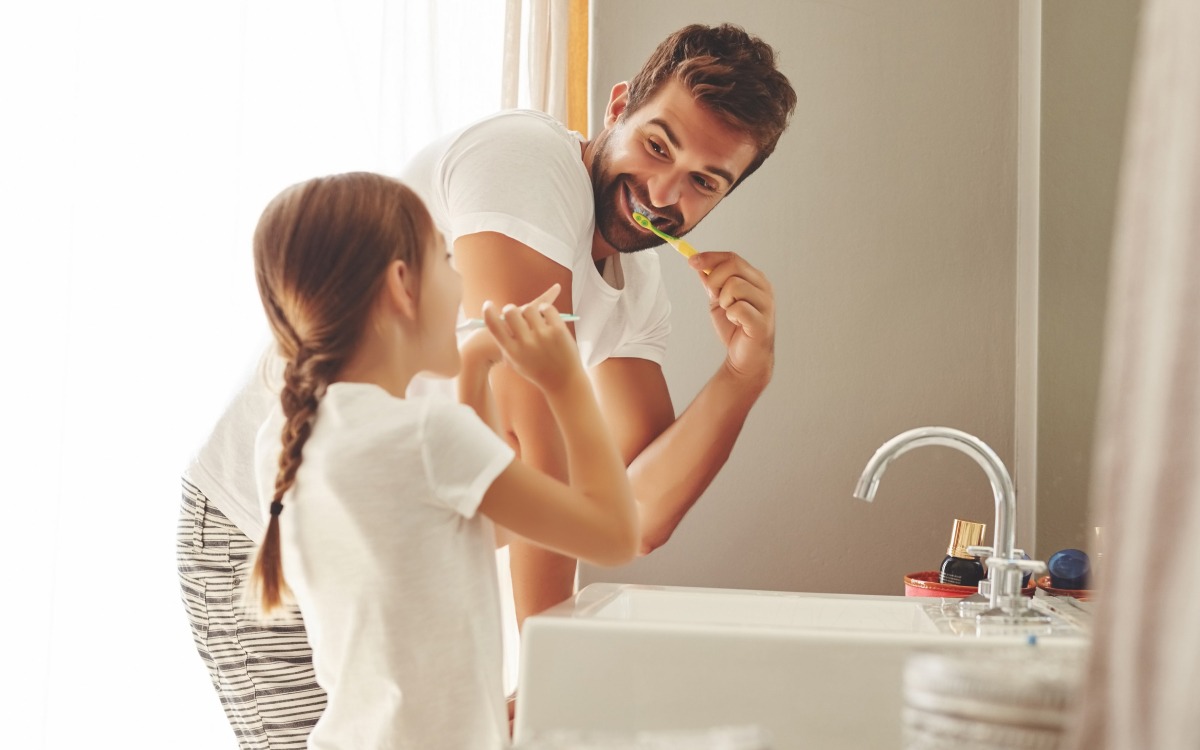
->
[0, 2, 505, 746]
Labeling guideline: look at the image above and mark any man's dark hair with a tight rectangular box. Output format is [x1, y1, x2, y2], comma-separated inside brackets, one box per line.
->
[625, 23, 798, 186]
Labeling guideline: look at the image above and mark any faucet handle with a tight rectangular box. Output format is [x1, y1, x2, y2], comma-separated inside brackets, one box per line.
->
[965, 546, 1027, 560]
[982, 555, 1047, 576]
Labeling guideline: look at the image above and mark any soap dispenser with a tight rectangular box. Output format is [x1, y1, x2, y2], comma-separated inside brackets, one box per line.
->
[939, 519, 987, 587]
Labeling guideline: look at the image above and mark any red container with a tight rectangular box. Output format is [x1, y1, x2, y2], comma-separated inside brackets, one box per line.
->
[903, 570, 1036, 598]
[1035, 575, 1093, 601]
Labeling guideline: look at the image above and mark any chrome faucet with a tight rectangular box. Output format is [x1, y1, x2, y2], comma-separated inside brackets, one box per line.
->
[853, 426, 1046, 619]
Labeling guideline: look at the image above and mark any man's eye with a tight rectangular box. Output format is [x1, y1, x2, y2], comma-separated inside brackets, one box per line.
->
[649, 139, 665, 155]
[694, 175, 716, 192]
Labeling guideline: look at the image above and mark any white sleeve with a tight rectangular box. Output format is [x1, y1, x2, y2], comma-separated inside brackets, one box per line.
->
[609, 271, 672, 364]
[420, 399, 516, 518]
[435, 112, 593, 269]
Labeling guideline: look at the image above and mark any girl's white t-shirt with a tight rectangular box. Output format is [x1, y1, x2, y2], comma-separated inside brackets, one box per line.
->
[183, 107, 675, 708]
[255, 383, 515, 750]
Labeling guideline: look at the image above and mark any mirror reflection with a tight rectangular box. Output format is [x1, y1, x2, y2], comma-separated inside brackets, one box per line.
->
[581, 0, 1140, 597]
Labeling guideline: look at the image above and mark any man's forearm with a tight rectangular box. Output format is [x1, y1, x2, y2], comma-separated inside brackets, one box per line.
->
[627, 361, 768, 552]
[492, 363, 579, 626]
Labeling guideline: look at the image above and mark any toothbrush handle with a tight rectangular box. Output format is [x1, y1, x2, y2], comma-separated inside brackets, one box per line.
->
[457, 313, 580, 332]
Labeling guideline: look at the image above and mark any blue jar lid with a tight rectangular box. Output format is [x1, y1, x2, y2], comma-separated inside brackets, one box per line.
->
[1047, 548, 1091, 590]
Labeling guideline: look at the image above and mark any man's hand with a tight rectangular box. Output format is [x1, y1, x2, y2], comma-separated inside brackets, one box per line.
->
[688, 251, 776, 388]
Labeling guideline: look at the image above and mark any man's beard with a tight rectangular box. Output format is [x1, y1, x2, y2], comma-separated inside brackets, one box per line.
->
[591, 133, 685, 254]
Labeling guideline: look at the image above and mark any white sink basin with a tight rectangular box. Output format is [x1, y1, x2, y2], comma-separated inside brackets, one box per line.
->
[583, 585, 941, 633]
[514, 583, 1089, 749]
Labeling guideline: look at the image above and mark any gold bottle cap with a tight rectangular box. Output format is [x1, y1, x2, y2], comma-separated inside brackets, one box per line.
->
[947, 519, 987, 558]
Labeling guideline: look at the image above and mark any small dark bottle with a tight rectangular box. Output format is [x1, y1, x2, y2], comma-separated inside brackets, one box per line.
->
[939, 519, 987, 588]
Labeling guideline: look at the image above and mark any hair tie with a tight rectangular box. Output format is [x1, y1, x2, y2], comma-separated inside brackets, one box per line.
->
[270, 500, 284, 517]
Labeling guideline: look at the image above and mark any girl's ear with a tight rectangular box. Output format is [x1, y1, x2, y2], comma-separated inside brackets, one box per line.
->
[382, 259, 419, 322]
[603, 81, 630, 128]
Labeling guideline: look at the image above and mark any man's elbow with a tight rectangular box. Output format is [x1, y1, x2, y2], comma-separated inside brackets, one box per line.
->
[638, 524, 675, 557]
[635, 506, 683, 557]
[616, 518, 643, 565]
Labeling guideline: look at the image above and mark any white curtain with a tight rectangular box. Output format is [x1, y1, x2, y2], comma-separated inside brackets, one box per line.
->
[1065, 0, 1200, 746]
[502, 0, 571, 122]
[0, 2, 503, 747]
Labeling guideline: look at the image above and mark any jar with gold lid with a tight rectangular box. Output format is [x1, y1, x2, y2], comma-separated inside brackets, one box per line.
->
[938, 519, 986, 587]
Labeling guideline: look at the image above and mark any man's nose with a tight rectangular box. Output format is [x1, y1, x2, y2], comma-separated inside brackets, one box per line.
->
[646, 171, 683, 208]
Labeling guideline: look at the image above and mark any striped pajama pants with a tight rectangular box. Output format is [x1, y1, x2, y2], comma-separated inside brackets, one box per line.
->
[177, 479, 326, 748]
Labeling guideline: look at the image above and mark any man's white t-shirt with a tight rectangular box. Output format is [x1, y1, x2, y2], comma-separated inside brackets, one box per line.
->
[400, 108, 672, 369]
[186, 350, 282, 539]
[186, 109, 672, 540]
[255, 383, 515, 750]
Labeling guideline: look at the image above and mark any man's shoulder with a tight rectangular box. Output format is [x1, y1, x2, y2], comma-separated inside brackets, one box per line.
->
[455, 110, 581, 163]
[465, 109, 575, 138]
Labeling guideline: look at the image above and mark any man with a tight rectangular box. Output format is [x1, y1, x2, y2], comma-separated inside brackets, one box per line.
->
[177, 22, 795, 747]
[401, 22, 797, 624]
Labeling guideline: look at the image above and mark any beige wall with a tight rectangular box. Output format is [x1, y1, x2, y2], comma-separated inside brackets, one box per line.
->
[1036, 0, 1139, 559]
[583, 0, 1020, 595]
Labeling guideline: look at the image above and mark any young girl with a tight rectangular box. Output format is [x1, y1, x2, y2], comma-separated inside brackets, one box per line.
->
[245, 172, 639, 748]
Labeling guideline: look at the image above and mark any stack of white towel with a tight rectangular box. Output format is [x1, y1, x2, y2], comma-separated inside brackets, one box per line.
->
[902, 646, 1086, 749]
[514, 725, 771, 750]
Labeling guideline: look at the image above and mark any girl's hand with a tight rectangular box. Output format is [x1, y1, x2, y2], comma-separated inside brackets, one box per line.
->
[459, 326, 504, 374]
[482, 283, 582, 394]
[459, 282, 560, 376]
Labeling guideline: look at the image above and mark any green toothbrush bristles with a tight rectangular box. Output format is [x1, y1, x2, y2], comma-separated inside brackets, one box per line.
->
[632, 212, 674, 242]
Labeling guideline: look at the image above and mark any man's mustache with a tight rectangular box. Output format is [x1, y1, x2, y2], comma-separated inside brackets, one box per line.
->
[617, 177, 683, 234]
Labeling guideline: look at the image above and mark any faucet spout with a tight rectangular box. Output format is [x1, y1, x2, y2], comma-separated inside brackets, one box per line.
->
[854, 426, 1019, 605]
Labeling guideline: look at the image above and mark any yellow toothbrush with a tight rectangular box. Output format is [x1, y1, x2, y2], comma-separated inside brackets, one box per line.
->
[632, 212, 709, 274]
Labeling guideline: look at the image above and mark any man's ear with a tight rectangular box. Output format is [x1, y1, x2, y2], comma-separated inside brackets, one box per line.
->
[603, 81, 630, 128]
[382, 259, 419, 322]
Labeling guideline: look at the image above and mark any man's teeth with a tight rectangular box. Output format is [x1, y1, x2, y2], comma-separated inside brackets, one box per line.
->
[625, 186, 666, 230]
[630, 202, 658, 225]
